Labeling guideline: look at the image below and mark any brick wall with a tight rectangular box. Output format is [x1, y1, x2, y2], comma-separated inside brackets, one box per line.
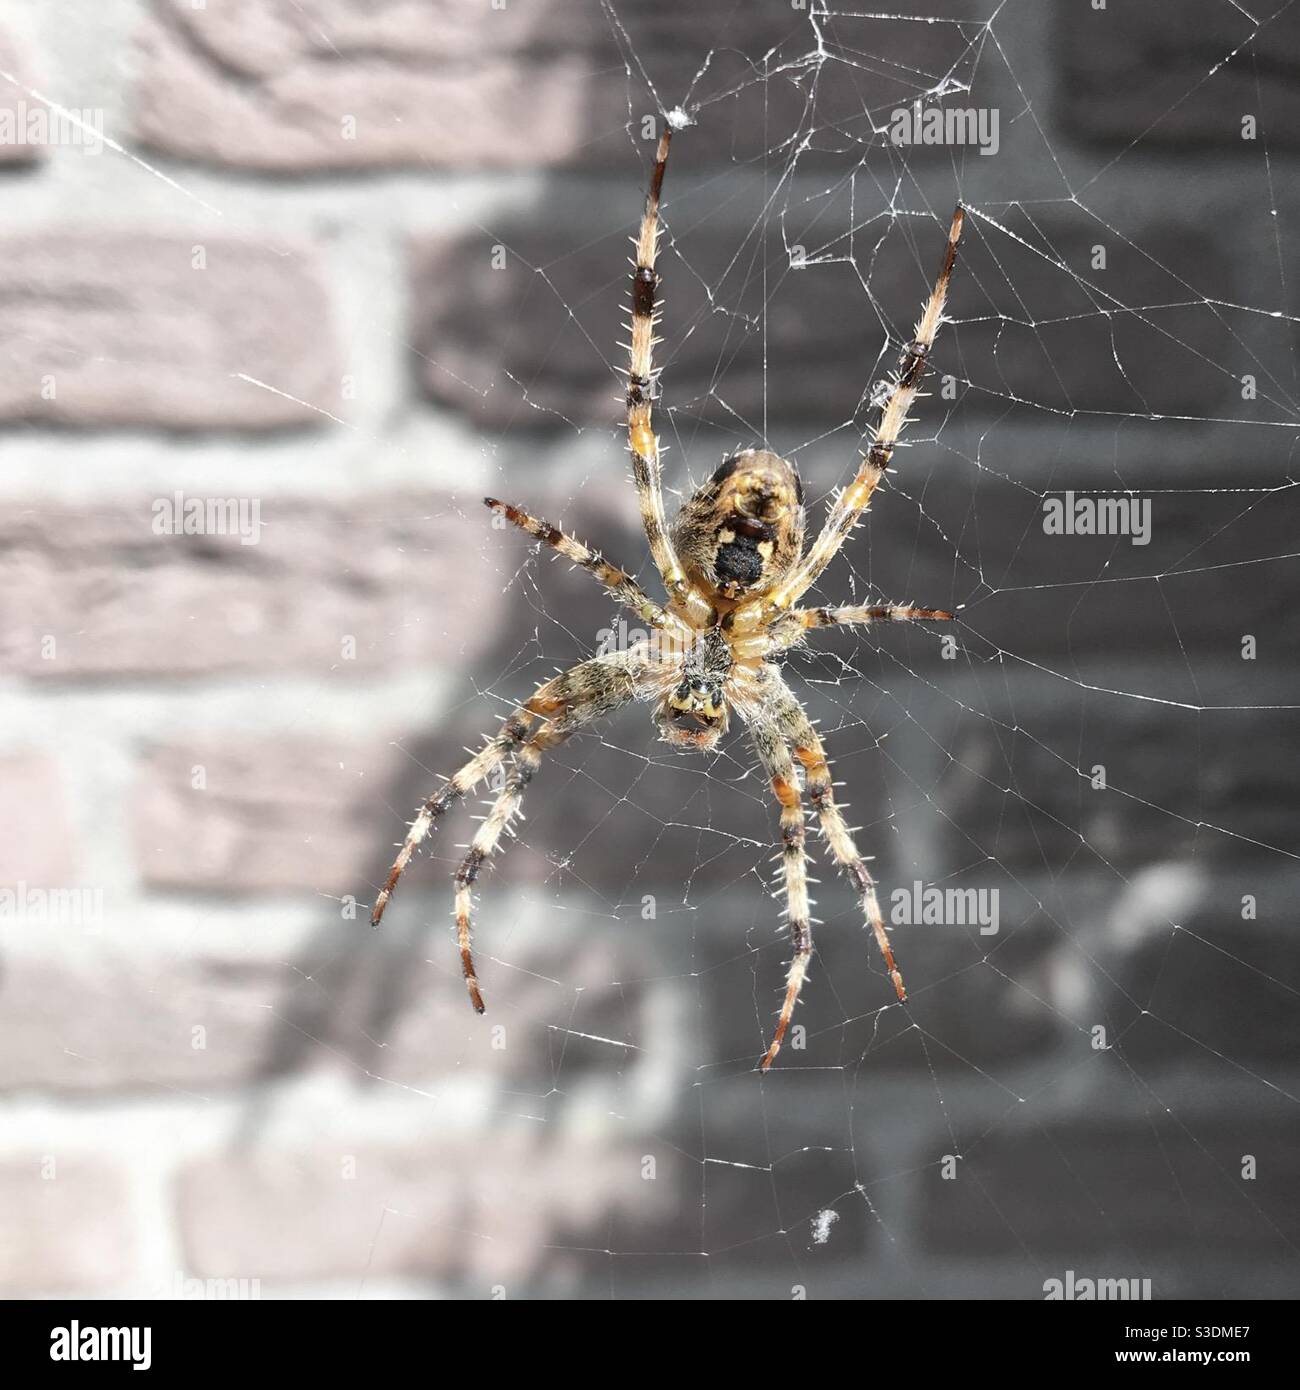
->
[0, 0, 1297, 1299]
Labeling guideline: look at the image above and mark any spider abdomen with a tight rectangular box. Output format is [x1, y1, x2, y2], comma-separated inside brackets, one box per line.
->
[672, 447, 805, 603]
[714, 530, 767, 587]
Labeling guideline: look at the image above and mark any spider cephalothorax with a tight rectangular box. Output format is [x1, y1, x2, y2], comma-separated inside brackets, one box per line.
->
[372, 118, 965, 1070]
[655, 627, 732, 750]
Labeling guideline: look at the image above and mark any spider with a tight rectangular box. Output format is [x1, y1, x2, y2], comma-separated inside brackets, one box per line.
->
[372, 119, 964, 1071]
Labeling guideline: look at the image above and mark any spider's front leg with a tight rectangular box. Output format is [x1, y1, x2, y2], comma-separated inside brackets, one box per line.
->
[749, 719, 814, 1072]
[371, 709, 534, 928]
[759, 667, 908, 1006]
[372, 652, 646, 1010]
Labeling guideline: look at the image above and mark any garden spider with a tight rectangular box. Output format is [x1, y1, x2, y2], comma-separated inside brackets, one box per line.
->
[372, 117, 964, 1071]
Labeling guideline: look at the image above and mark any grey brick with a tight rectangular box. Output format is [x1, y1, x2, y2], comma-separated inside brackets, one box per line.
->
[410, 207, 1232, 432]
[920, 1115, 1300, 1260]
[1057, 2, 1300, 150]
[931, 688, 1300, 874]
[131, 0, 812, 172]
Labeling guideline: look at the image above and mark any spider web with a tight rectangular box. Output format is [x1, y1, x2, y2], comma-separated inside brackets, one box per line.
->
[358, 1, 1300, 1298]
[367, 0, 1299, 1298]
[21, 0, 1297, 1300]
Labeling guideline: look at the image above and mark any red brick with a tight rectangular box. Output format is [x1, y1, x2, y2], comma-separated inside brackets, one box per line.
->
[0, 941, 279, 1092]
[0, 23, 45, 165]
[0, 493, 503, 678]
[0, 1153, 135, 1293]
[0, 234, 338, 429]
[0, 753, 72, 882]
[178, 1120, 666, 1287]
[130, 0, 818, 172]
[135, 736, 410, 895]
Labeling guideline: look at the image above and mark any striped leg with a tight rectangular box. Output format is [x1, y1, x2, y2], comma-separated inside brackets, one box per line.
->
[799, 603, 953, 630]
[762, 669, 907, 1003]
[448, 648, 648, 1010]
[747, 603, 954, 663]
[371, 708, 534, 927]
[796, 729, 906, 1003]
[750, 720, 814, 1072]
[624, 124, 712, 627]
[729, 206, 965, 636]
[373, 649, 645, 929]
[484, 496, 679, 632]
[452, 729, 556, 1012]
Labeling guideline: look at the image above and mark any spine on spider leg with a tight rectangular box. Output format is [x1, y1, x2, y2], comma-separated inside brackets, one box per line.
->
[451, 734, 551, 1015]
[727, 204, 968, 642]
[369, 713, 532, 927]
[864, 204, 965, 479]
[803, 766, 907, 1003]
[621, 124, 711, 628]
[754, 733, 816, 1072]
[625, 125, 671, 466]
[482, 496, 671, 630]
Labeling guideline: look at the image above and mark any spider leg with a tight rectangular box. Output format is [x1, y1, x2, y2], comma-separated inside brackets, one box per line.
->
[762, 668, 908, 1003]
[799, 603, 953, 629]
[738, 604, 953, 663]
[374, 650, 649, 1013]
[449, 649, 651, 1011]
[749, 719, 814, 1072]
[624, 124, 712, 628]
[371, 652, 647, 930]
[795, 726, 906, 1002]
[728, 206, 965, 636]
[371, 708, 534, 928]
[483, 496, 685, 632]
[452, 723, 562, 1011]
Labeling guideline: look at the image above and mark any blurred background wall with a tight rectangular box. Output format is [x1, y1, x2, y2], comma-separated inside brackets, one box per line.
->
[0, 0, 1297, 1299]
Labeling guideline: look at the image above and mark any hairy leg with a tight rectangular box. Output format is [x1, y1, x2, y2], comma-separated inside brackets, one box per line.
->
[484, 496, 681, 632]
[624, 123, 712, 627]
[749, 718, 814, 1072]
[762, 668, 908, 1003]
[727, 206, 965, 636]
[747, 603, 953, 660]
[798, 603, 953, 629]
[451, 725, 560, 1012]
[371, 709, 533, 927]
[372, 652, 647, 930]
